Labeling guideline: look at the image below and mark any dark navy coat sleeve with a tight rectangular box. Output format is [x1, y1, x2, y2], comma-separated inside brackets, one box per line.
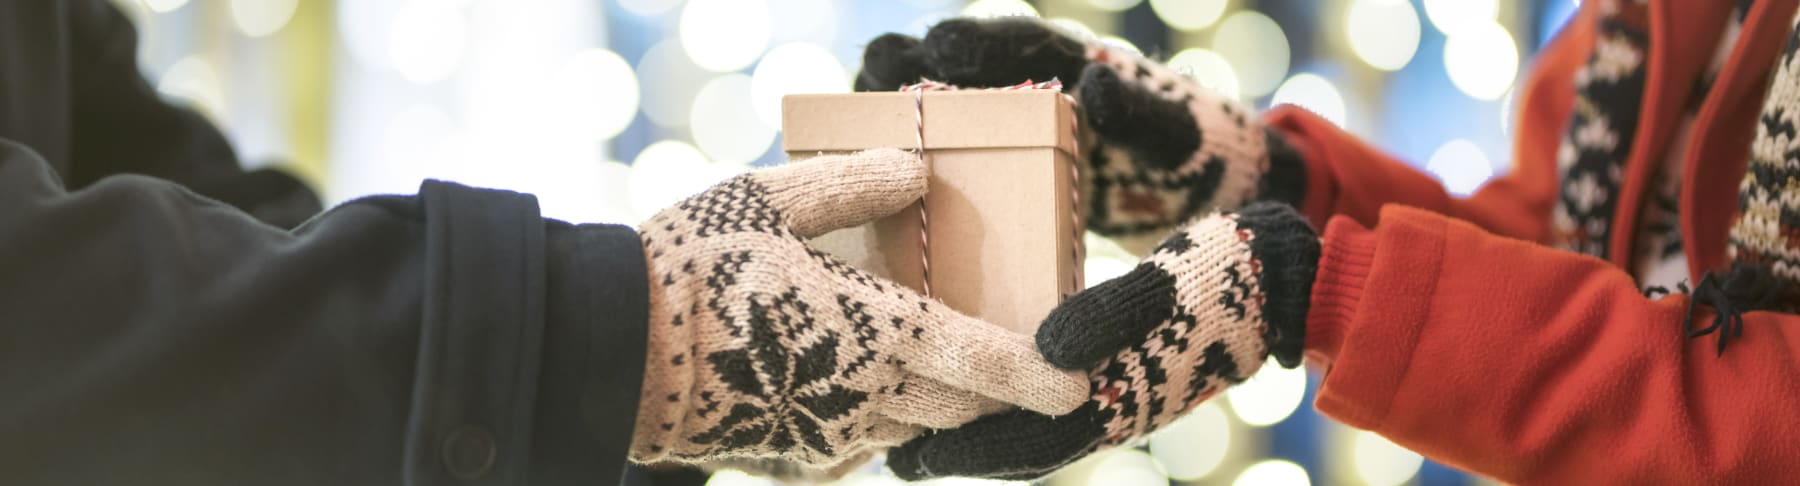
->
[0, 139, 649, 485]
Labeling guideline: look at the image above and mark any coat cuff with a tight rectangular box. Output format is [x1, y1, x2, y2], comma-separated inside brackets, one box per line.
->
[533, 222, 650, 485]
[1303, 208, 1448, 430]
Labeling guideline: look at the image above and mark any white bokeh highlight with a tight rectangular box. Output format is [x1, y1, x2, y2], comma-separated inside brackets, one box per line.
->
[550, 49, 640, 141]
[1426, 139, 1494, 196]
[637, 40, 713, 128]
[1226, 357, 1307, 427]
[1423, 0, 1500, 34]
[388, 0, 469, 84]
[1149, 401, 1233, 481]
[691, 75, 776, 164]
[1233, 460, 1312, 486]
[1087, 450, 1170, 486]
[1270, 73, 1347, 128]
[1212, 12, 1290, 98]
[680, 0, 772, 72]
[231, 0, 298, 37]
[1346, 0, 1421, 71]
[1354, 431, 1425, 486]
[1150, 0, 1228, 31]
[628, 141, 747, 220]
[751, 43, 849, 128]
[157, 56, 227, 121]
[1168, 48, 1241, 101]
[1443, 22, 1519, 100]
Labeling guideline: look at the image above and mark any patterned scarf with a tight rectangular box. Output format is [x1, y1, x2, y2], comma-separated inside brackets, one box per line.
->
[1552, 0, 1652, 258]
[1727, 9, 1800, 309]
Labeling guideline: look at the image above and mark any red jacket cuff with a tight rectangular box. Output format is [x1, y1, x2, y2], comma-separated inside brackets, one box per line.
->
[1303, 216, 1376, 368]
[1302, 208, 1450, 430]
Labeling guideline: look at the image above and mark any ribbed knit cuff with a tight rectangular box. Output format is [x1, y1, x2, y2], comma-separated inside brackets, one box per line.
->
[1302, 216, 1378, 368]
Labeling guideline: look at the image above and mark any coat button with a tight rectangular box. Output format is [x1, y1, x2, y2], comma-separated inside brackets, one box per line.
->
[442, 426, 497, 480]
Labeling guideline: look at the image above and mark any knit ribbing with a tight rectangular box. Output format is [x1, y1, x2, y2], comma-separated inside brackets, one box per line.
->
[1301, 217, 1378, 367]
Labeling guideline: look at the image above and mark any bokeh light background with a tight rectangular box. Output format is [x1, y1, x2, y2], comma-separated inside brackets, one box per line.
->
[118, 0, 1581, 484]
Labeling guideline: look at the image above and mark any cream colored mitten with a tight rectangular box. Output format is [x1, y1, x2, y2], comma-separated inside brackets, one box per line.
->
[629, 148, 1088, 470]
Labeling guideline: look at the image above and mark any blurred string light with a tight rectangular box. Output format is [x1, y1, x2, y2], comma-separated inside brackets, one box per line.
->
[751, 43, 849, 128]
[1225, 356, 1307, 427]
[373, 103, 461, 195]
[1353, 431, 1425, 486]
[550, 49, 640, 140]
[961, 0, 1039, 18]
[1099, 36, 1143, 56]
[901, 0, 960, 9]
[1443, 22, 1519, 100]
[1346, 0, 1421, 71]
[1084, 257, 1134, 289]
[1423, 0, 1500, 34]
[1087, 450, 1169, 486]
[338, 0, 404, 70]
[585, 161, 641, 226]
[1426, 139, 1493, 196]
[1270, 73, 1346, 127]
[692, 74, 776, 163]
[681, 0, 773, 72]
[769, 0, 839, 46]
[628, 141, 747, 220]
[1212, 12, 1290, 98]
[832, 475, 907, 486]
[1149, 401, 1233, 481]
[1233, 460, 1312, 486]
[230, 0, 297, 37]
[1151, 0, 1228, 31]
[703, 469, 775, 486]
[1167, 48, 1241, 100]
[388, 0, 469, 84]
[618, 0, 682, 17]
[1500, 84, 1518, 137]
[912, 478, 1027, 486]
[1049, 18, 1100, 43]
[142, 0, 188, 13]
[157, 56, 226, 120]
[1084, 232, 1139, 289]
[1087, 0, 1144, 13]
[637, 40, 712, 128]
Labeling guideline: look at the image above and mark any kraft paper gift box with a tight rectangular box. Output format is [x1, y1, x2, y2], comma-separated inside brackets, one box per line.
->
[781, 89, 1084, 335]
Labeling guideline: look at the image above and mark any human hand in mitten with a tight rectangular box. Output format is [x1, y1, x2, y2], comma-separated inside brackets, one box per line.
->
[885, 202, 1319, 480]
[629, 148, 1088, 472]
[857, 17, 1308, 252]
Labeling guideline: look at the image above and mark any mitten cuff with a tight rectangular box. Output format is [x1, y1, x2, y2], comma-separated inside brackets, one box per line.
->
[1232, 203, 1321, 368]
[1302, 217, 1377, 368]
[628, 245, 696, 463]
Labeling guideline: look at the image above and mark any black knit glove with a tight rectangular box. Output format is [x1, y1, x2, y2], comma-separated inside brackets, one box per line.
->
[857, 17, 1308, 248]
[885, 202, 1319, 480]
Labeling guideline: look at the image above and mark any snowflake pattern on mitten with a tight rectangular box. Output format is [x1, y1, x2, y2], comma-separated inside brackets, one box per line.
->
[628, 149, 1087, 471]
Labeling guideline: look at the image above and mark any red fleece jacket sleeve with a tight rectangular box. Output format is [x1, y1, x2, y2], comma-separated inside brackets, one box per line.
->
[1303, 206, 1800, 484]
[1263, 0, 1591, 244]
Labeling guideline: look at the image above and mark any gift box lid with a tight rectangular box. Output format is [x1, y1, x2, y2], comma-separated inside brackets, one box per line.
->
[781, 90, 1078, 154]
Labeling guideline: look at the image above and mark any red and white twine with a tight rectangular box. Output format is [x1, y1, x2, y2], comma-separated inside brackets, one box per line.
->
[899, 79, 1084, 299]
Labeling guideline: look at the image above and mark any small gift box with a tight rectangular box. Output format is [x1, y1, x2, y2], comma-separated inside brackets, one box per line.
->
[781, 86, 1084, 334]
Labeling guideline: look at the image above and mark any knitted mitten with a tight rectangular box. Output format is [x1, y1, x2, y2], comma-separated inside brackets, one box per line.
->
[857, 17, 1308, 251]
[886, 202, 1319, 480]
[629, 148, 1088, 471]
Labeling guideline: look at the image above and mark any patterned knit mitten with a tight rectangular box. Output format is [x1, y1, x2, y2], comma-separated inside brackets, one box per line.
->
[886, 202, 1319, 480]
[629, 148, 1088, 470]
[857, 17, 1308, 251]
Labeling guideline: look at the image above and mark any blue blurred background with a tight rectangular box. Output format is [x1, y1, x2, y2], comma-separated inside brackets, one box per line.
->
[119, 0, 1579, 484]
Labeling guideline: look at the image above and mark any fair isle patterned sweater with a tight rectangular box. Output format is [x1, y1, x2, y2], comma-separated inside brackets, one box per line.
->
[1553, 0, 1796, 301]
